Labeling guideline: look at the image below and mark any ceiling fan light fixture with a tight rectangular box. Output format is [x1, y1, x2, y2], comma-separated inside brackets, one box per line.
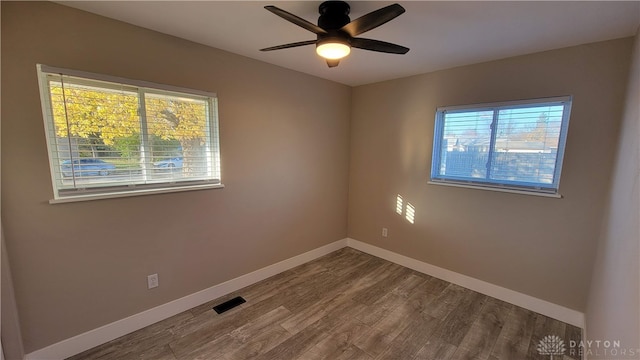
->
[261, 2, 408, 67]
[316, 38, 351, 60]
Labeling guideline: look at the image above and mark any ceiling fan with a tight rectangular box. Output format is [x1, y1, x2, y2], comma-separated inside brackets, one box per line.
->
[260, 1, 409, 68]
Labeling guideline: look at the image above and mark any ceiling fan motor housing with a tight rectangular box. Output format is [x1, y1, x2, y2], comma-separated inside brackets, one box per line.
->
[318, 1, 351, 30]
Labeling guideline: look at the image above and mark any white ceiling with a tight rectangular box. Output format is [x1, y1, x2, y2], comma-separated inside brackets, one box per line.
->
[58, 1, 640, 86]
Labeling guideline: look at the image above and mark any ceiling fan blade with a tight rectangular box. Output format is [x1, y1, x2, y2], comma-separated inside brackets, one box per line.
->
[340, 3, 405, 37]
[260, 40, 317, 51]
[265, 6, 328, 35]
[326, 59, 340, 68]
[351, 38, 409, 54]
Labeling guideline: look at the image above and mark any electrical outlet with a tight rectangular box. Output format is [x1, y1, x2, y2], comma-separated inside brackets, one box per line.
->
[382, 227, 388, 237]
[147, 273, 159, 289]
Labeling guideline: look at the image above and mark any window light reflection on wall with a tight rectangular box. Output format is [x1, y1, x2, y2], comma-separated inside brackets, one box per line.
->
[396, 195, 404, 215]
[406, 203, 415, 224]
[395, 194, 416, 224]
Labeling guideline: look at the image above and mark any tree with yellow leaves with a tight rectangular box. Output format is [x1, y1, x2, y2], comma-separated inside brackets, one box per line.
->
[50, 82, 208, 175]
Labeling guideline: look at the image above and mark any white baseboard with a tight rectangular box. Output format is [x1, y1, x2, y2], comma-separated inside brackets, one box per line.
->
[27, 237, 585, 359]
[25, 239, 348, 360]
[346, 238, 585, 328]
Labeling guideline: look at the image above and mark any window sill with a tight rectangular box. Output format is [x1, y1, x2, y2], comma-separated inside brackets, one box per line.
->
[428, 181, 562, 198]
[50, 183, 225, 204]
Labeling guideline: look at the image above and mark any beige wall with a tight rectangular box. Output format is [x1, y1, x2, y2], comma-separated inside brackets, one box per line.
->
[586, 30, 640, 357]
[1, 1, 351, 352]
[348, 38, 633, 311]
[2, 228, 25, 360]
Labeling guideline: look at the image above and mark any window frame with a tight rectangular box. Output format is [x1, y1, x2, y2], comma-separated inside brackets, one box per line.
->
[37, 64, 223, 203]
[429, 96, 572, 197]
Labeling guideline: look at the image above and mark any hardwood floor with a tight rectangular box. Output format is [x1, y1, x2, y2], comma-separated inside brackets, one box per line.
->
[68, 248, 582, 360]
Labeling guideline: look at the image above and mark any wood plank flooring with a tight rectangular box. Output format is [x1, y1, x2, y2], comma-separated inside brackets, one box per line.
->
[68, 248, 582, 360]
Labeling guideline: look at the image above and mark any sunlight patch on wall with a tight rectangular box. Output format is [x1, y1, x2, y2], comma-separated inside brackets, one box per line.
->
[396, 195, 404, 215]
[395, 194, 416, 224]
[406, 202, 415, 224]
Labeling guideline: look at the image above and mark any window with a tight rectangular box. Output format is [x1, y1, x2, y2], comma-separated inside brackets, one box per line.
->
[37, 65, 222, 202]
[430, 96, 572, 196]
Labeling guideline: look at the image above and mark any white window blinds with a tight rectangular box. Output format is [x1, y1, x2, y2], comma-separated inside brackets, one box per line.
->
[430, 97, 572, 195]
[37, 65, 221, 201]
